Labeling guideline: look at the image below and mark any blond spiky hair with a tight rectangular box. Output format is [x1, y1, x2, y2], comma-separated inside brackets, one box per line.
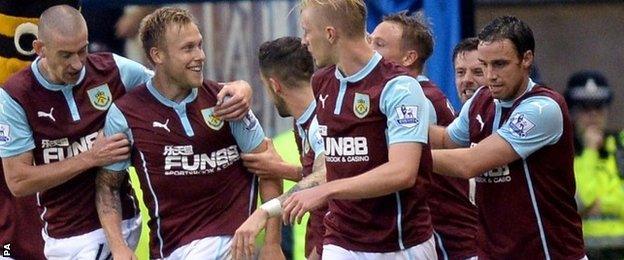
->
[300, 0, 367, 39]
[139, 7, 195, 64]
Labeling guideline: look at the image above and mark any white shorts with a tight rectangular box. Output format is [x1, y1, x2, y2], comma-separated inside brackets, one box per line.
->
[164, 236, 232, 260]
[43, 215, 141, 260]
[323, 235, 437, 260]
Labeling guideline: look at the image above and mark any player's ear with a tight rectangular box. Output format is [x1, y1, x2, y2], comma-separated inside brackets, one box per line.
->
[33, 39, 45, 58]
[269, 77, 282, 94]
[521, 50, 533, 70]
[325, 26, 337, 44]
[150, 46, 163, 65]
[402, 50, 419, 68]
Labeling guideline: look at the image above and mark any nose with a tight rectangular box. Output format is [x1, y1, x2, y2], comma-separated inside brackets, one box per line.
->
[461, 73, 474, 86]
[196, 47, 206, 62]
[484, 66, 497, 83]
[69, 54, 83, 71]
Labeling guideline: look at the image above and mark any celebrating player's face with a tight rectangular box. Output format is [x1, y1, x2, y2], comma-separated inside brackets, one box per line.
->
[40, 26, 88, 85]
[369, 21, 405, 65]
[454, 50, 485, 102]
[300, 8, 332, 68]
[478, 39, 532, 101]
[161, 23, 205, 89]
[260, 75, 290, 117]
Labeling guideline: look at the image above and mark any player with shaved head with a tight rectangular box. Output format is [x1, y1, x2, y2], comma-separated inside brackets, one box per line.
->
[0, 5, 253, 259]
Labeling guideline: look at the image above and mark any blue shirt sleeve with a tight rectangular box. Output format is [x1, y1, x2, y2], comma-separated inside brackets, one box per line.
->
[112, 54, 154, 91]
[380, 75, 429, 145]
[308, 116, 325, 158]
[0, 89, 35, 157]
[103, 104, 133, 171]
[446, 89, 481, 147]
[426, 98, 437, 125]
[497, 96, 563, 159]
[230, 111, 265, 153]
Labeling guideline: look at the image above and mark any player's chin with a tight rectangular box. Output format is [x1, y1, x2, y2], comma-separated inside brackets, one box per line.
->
[188, 74, 203, 87]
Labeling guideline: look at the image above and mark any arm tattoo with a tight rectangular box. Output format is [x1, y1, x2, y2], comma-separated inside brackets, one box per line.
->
[277, 154, 327, 203]
[95, 168, 125, 217]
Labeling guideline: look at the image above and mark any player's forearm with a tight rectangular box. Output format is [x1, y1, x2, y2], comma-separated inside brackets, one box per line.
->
[95, 169, 127, 250]
[432, 148, 480, 178]
[276, 154, 326, 203]
[259, 177, 282, 244]
[429, 125, 461, 149]
[272, 161, 303, 182]
[3, 152, 96, 196]
[277, 162, 326, 204]
[324, 160, 417, 200]
[324, 144, 421, 200]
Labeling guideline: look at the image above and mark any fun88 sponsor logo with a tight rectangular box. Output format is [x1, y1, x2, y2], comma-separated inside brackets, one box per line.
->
[163, 145, 240, 176]
[324, 136, 369, 163]
[42, 132, 98, 163]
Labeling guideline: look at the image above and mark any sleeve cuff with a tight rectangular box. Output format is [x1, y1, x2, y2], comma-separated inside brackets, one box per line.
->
[0, 144, 35, 158]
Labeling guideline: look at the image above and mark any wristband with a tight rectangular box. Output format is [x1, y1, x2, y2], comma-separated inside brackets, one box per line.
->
[260, 198, 282, 217]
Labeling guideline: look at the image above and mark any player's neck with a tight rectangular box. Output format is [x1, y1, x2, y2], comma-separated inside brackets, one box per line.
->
[336, 39, 375, 77]
[287, 86, 315, 120]
[152, 72, 193, 103]
[508, 75, 530, 102]
[37, 58, 63, 85]
[408, 68, 422, 78]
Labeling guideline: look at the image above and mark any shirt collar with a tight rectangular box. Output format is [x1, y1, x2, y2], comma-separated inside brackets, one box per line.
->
[296, 101, 316, 126]
[146, 79, 198, 108]
[334, 51, 382, 83]
[416, 75, 429, 82]
[31, 56, 86, 91]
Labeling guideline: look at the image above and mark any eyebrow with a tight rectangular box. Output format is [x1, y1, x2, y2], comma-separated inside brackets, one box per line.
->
[58, 43, 89, 55]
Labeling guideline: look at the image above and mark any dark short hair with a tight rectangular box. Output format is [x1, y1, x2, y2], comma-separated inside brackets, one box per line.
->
[452, 37, 479, 63]
[383, 11, 433, 68]
[258, 37, 314, 88]
[478, 16, 535, 58]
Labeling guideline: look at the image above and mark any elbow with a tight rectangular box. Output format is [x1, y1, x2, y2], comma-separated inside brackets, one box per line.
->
[5, 172, 34, 197]
[7, 182, 32, 197]
[396, 169, 418, 190]
[459, 163, 484, 179]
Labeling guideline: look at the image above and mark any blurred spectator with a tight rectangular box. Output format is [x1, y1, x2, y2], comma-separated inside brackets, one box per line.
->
[116, 5, 159, 64]
[566, 70, 624, 259]
[82, 2, 125, 54]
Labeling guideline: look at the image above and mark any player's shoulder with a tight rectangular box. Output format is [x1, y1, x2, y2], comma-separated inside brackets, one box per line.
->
[377, 58, 411, 79]
[3, 66, 36, 95]
[198, 79, 222, 97]
[312, 65, 336, 81]
[85, 52, 116, 72]
[311, 65, 336, 93]
[527, 84, 566, 104]
[114, 82, 148, 109]
[419, 80, 448, 102]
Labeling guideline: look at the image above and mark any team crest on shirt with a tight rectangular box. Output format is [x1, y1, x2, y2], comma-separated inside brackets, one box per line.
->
[0, 124, 10, 145]
[353, 93, 370, 118]
[201, 107, 224, 130]
[87, 84, 112, 110]
[395, 105, 419, 128]
[509, 113, 535, 138]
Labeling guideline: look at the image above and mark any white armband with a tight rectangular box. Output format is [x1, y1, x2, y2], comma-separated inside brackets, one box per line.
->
[259, 198, 282, 217]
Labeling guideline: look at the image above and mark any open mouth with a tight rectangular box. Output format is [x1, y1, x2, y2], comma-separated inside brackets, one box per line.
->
[187, 64, 202, 72]
[463, 89, 476, 97]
